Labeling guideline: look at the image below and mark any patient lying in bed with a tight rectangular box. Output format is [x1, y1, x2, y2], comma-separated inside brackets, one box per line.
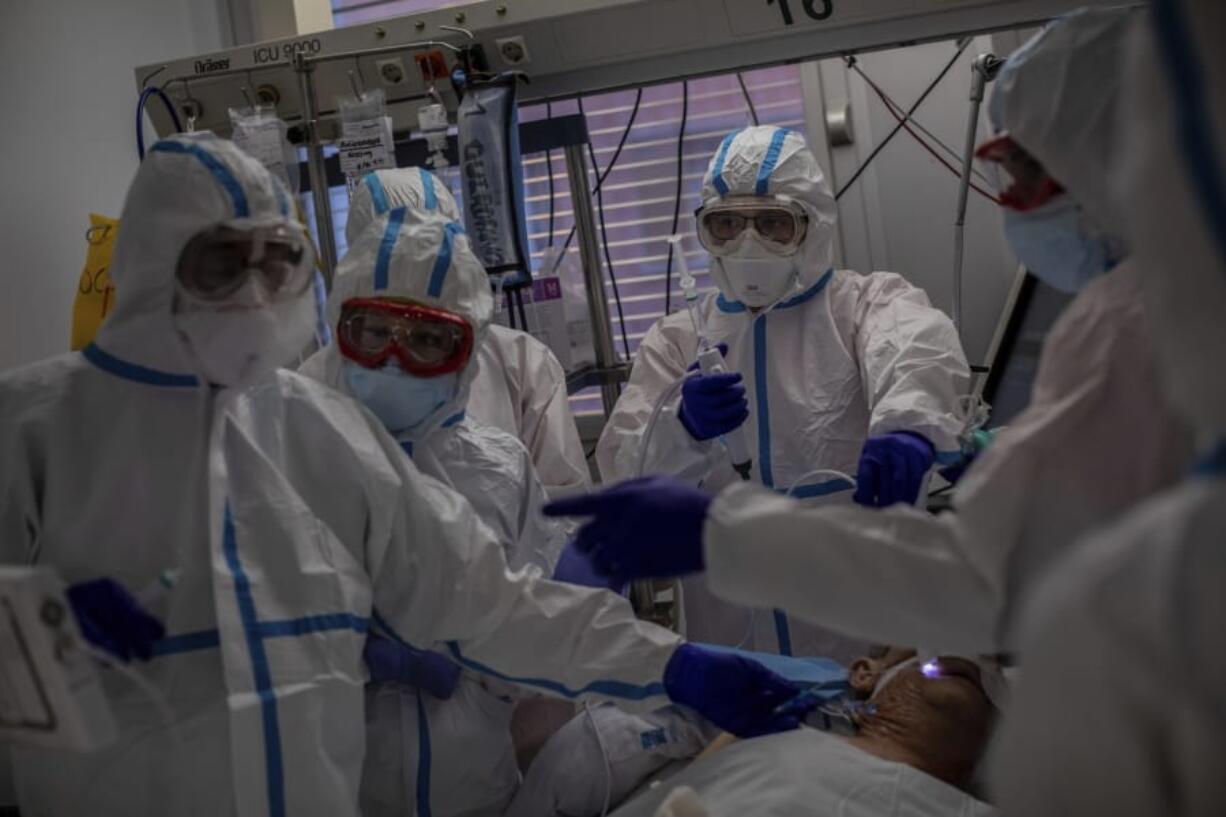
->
[508, 647, 1000, 817]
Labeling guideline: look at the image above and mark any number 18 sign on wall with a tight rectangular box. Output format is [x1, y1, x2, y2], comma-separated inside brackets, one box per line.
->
[723, 0, 916, 37]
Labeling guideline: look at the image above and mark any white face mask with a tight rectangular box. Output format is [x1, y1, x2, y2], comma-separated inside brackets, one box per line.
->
[174, 290, 315, 388]
[715, 238, 799, 308]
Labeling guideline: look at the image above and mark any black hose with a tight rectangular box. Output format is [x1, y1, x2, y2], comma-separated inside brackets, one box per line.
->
[737, 73, 760, 126]
[545, 101, 556, 247]
[835, 40, 970, 201]
[516, 288, 530, 332]
[578, 97, 633, 360]
[664, 80, 690, 316]
[554, 89, 645, 263]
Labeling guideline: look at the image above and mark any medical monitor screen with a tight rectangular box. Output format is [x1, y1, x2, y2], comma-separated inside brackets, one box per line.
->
[981, 275, 1075, 427]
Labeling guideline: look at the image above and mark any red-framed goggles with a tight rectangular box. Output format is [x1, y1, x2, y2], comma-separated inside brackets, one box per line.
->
[337, 298, 474, 377]
[974, 133, 1065, 212]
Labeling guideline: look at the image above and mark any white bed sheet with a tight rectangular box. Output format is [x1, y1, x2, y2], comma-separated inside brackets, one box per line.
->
[611, 728, 997, 817]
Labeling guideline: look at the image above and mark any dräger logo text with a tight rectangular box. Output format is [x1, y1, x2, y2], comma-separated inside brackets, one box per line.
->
[194, 57, 231, 75]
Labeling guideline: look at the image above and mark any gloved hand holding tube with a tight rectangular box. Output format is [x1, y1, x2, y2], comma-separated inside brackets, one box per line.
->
[678, 344, 750, 446]
[663, 643, 801, 738]
[852, 431, 936, 508]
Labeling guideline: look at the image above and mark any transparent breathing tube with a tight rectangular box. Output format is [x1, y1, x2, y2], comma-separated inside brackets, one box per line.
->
[669, 235, 709, 351]
[784, 468, 858, 499]
[635, 375, 689, 479]
[636, 239, 708, 478]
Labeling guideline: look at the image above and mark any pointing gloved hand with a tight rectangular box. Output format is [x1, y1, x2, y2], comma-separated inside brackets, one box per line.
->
[364, 636, 461, 700]
[552, 539, 628, 594]
[664, 643, 802, 738]
[678, 345, 749, 442]
[67, 578, 166, 663]
[543, 476, 713, 586]
[853, 431, 936, 508]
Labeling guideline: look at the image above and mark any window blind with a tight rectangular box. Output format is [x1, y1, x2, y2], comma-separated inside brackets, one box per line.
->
[319, 0, 808, 417]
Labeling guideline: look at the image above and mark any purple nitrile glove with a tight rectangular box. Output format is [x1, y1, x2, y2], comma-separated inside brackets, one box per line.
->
[67, 578, 166, 663]
[853, 431, 936, 508]
[364, 635, 461, 699]
[552, 539, 628, 594]
[543, 476, 714, 586]
[663, 643, 802, 738]
[678, 344, 748, 442]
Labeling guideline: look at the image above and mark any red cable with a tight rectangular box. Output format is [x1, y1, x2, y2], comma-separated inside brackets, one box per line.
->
[862, 73, 1003, 206]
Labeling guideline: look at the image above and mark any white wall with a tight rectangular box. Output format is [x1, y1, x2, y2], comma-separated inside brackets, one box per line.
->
[0, 0, 229, 372]
[0, 0, 227, 802]
[804, 36, 1024, 367]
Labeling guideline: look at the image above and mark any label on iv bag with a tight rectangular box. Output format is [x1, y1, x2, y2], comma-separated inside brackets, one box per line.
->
[519, 277, 572, 369]
[232, 119, 294, 188]
[501, 277, 596, 373]
[339, 116, 395, 179]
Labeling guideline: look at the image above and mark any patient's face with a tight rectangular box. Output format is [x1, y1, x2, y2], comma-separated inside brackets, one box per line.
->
[865, 654, 992, 730]
[849, 649, 995, 784]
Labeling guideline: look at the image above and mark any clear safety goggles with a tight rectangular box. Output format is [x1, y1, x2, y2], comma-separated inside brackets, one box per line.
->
[337, 298, 474, 377]
[176, 218, 315, 305]
[695, 195, 809, 257]
[975, 133, 1065, 212]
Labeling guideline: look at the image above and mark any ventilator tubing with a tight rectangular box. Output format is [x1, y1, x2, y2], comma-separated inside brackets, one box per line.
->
[697, 346, 753, 480]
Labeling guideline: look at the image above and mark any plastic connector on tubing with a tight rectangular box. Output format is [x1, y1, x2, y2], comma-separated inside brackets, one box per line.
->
[696, 346, 752, 480]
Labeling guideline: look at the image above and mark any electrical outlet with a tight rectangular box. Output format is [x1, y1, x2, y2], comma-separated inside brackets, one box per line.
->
[496, 36, 530, 65]
[376, 57, 406, 85]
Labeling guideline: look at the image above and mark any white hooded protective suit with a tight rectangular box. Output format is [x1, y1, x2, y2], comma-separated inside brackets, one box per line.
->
[347, 168, 591, 496]
[595, 126, 970, 659]
[697, 8, 1193, 657]
[994, 2, 1226, 813]
[301, 207, 570, 816]
[0, 136, 678, 817]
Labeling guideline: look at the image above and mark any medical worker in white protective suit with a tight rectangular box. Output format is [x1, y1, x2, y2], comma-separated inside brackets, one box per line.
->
[0, 135, 803, 817]
[347, 168, 591, 496]
[593, 125, 971, 659]
[551, 6, 1193, 658]
[299, 207, 572, 815]
[994, 1, 1226, 813]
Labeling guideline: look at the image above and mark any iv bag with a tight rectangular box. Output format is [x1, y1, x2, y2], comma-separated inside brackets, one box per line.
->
[336, 88, 396, 195]
[457, 73, 532, 288]
[228, 105, 300, 192]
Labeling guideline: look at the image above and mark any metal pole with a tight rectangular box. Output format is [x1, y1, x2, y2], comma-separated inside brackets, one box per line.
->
[563, 143, 620, 415]
[294, 52, 339, 281]
[952, 53, 1001, 333]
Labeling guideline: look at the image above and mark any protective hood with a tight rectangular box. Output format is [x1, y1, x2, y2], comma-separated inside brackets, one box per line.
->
[1120, 0, 1226, 439]
[990, 5, 1141, 243]
[93, 133, 295, 378]
[345, 167, 461, 247]
[699, 126, 838, 305]
[303, 209, 493, 439]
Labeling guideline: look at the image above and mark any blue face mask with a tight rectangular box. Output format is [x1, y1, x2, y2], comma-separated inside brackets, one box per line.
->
[1003, 196, 1120, 294]
[342, 361, 459, 436]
